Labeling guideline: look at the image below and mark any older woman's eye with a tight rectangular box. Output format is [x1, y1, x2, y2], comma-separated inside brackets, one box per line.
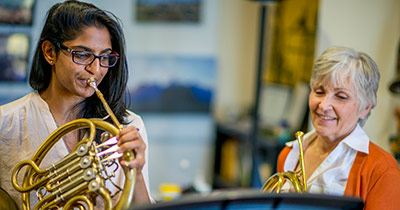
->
[314, 89, 324, 95]
[336, 94, 348, 100]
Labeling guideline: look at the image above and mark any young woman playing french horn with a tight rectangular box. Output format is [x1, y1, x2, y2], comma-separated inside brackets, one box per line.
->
[0, 1, 151, 208]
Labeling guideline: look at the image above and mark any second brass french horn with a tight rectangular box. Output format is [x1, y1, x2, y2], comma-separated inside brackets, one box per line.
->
[261, 131, 307, 193]
[11, 78, 136, 210]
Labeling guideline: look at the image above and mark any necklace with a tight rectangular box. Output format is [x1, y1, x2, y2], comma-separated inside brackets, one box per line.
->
[313, 136, 338, 159]
[296, 136, 331, 178]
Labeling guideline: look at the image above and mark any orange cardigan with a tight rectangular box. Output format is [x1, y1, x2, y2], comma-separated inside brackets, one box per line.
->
[277, 142, 400, 210]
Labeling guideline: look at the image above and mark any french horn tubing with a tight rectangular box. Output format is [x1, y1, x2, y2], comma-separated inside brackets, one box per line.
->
[11, 78, 136, 210]
[261, 131, 307, 193]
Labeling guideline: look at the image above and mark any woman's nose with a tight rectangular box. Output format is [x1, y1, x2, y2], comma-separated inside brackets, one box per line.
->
[318, 96, 333, 110]
[85, 57, 101, 75]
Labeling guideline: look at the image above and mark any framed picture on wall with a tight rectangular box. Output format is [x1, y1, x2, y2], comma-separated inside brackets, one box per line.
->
[0, 33, 30, 82]
[136, 0, 201, 23]
[0, 0, 36, 25]
[128, 54, 216, 113]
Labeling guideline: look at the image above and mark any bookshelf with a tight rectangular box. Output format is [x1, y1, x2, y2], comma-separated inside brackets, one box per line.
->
[212, 122, 284, 189]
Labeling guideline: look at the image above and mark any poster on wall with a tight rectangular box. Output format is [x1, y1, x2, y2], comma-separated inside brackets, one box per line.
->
[128, 55, 216, 113]
[136, 0, 201, 23]
[0, 0, 35, 25]
[0, 33, 29, 82]
[263, 0, 319, 87]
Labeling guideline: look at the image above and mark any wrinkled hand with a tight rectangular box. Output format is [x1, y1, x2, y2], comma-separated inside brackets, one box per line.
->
[116, 126, 146, 173]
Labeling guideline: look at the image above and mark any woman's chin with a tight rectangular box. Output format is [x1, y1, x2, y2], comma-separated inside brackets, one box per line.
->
[314, 126, 335, 137]
[76, 87, 95, 98]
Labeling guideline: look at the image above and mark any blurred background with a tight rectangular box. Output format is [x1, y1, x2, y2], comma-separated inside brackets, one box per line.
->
[0, 0, 399, 201]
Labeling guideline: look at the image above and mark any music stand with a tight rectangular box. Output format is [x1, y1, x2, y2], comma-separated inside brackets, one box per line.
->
[130, 190, 364, 210]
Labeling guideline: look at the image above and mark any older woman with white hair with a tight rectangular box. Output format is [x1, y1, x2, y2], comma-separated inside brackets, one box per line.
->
[276, 46, 400, 209]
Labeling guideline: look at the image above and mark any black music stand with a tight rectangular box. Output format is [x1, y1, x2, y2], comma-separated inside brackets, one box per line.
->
[130, 190, 364, 210]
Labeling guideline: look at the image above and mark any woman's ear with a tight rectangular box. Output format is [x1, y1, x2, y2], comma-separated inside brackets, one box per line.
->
[42, 40, 56, 65]
[360, 104, 372, 119]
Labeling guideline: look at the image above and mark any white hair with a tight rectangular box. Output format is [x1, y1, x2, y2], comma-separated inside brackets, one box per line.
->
[310, 46, 380, 126]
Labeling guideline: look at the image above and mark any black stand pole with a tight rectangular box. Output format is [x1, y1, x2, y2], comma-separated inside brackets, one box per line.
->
[250, 3, 267, 188]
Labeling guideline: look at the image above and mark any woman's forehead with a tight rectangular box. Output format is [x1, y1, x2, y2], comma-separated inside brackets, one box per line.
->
[314, 75, 353, 89]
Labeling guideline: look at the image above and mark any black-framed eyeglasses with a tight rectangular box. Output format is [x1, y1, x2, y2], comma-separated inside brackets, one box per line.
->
[56, 42, 120, 68]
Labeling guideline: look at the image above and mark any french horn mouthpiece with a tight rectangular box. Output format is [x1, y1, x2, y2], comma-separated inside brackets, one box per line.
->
[87, 78, 98, 90]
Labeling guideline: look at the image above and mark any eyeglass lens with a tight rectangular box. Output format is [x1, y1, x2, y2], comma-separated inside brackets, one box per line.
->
[73, 51, 119, 67]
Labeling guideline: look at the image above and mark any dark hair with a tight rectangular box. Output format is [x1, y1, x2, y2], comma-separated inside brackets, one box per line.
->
[29, 0, 129, 125]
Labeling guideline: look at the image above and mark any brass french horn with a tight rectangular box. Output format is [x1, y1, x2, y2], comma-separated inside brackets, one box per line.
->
[11, 78, 136, 210]
[261, 131, 307, 193]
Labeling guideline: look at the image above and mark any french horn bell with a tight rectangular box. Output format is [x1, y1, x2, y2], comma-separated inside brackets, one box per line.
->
[261, 131, 307, 193]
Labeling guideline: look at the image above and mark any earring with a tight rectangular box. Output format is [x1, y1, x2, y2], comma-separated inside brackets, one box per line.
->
[50, 60, 53, 64]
